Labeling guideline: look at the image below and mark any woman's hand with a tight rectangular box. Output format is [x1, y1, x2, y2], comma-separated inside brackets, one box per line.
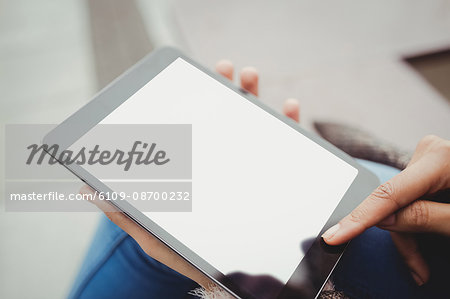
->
[322, 135, 450, 285]
[81, 60, 300, 289]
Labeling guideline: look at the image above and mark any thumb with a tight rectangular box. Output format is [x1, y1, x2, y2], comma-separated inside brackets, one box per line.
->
[390, 232, 429, 286]
[378, 200, 450, 235]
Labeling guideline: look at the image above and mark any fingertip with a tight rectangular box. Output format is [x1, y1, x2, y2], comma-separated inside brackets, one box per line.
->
[215, 59, 234, 80]
[240, 66, 259, 96]
[321, 223, 340, 244]
[391, 233, 430, 286]
[411, 271, 426, 286]
[283, 98, 300, 122]
[79, 184, 94, 195]
[322, 216, 367, 245]
[79, 185, 101, 208]
[410, 256, 430, 286]
[240, 66, 258, 82]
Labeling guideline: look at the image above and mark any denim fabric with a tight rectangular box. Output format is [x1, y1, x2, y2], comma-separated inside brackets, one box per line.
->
[67, 215, 199, 299]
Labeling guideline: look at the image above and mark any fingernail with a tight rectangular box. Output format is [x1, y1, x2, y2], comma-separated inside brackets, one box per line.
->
[322, 223, 340, 241]
[411, 271, 424, 286]
[379, 214, 396, 227]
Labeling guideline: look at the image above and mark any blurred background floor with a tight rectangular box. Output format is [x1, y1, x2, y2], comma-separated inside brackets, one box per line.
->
[1, 0, 449, 298]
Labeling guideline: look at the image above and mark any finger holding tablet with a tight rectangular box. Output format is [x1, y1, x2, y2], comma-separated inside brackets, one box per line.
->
[215, 60, 300, 123]
[48, 47, 372, 299]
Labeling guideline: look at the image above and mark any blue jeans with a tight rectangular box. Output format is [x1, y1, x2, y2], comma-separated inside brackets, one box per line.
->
[68, 160, 447, 299]
[67, 214, 198, 299]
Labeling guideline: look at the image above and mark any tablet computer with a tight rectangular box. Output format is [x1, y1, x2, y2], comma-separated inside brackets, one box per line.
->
[44, 47, 379, 299]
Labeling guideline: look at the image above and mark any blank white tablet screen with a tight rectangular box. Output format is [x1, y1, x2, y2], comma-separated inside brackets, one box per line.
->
[88, 58, 358, 283]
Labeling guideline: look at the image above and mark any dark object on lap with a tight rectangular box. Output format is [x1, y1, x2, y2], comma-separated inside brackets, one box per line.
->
[314, 121, 411, 170]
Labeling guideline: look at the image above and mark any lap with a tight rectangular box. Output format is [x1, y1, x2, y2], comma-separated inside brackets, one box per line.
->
[68, 215, 198, 299]
[69, 160, 448, 298]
